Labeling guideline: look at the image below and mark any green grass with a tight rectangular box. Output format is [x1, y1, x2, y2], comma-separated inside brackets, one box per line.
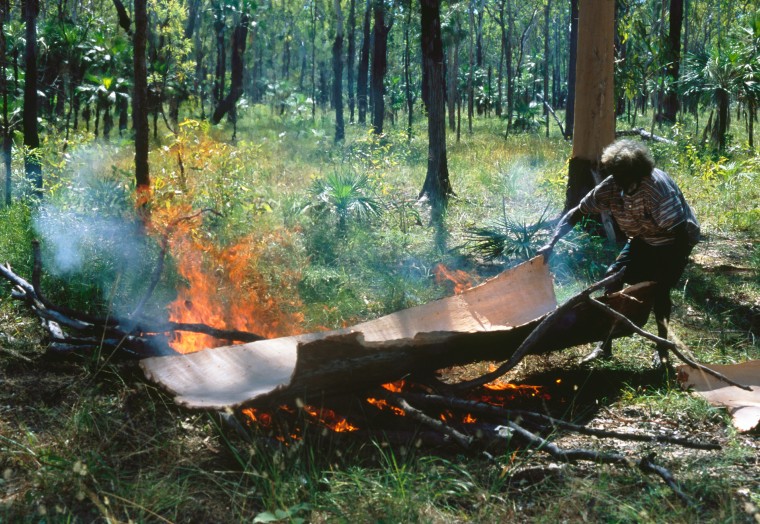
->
[1, 105, 758, 522]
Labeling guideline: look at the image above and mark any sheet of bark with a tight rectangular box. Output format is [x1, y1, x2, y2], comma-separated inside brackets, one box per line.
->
[141, 257, 557, 409]
[677, 360, 760, 432]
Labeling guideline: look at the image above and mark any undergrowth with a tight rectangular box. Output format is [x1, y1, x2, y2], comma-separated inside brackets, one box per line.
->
[0, 106, 758, 522]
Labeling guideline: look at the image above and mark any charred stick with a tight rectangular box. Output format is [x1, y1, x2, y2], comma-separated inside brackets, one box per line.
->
[385, 393, 474, 449]
[453, 268, 626, 392]
[586, 297, 752, 391]
[500, 421, 694, 506]
[401, 393, 720, 450]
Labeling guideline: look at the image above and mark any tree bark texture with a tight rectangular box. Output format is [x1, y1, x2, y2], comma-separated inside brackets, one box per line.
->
[23, 0, 42, 195]
[418, 0, 452, 206]
[133, 0, 150, 191]
[347, 0, 357, 123]
[662, 0, 684, 123]
[357, 0, 371, 124]
[566, 0, 615, 212]
[370, 0, 391, 134]
[333, 0, 345, 142]
[212, 13, 250, 126]
[565, 0, 578, 138]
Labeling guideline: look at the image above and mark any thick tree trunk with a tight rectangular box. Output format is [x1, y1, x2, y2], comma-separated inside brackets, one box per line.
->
[662, 0, 684, 123]
[212, 14, 250, 131]
[23, 0, 42, 196]
[566, 0, 615, 215]
[418, 0, 452, 208]
[333, 0, 345, 142]
[357, 0, 371, 124]
[133, 0, 150, 192]
[713, 88, 729, 150]
[0, 5, 9, 206]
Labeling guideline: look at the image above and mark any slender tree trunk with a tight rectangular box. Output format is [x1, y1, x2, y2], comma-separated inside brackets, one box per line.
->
[447, 44, 458, 132]
[0, 4, 10, 206]
[311, 0, 317, 120]
[566, 0, 615, 225]
[212, 13, 250, 137]
[662, 0, 683, 123]
[333, 0, 345, 142]
[565, 0, 579, 138]
[23, 0, 42, 196]
[347, 0, 357, 123]
[543, 0, 551, 137]
[505, 0, 514, 133]
[403, 0, 413, 141]
[713, 88, 729, 150]
[370, 0, 391, 134]
[419, 0, 452, 208]
[213, 4, 226, 106]
[467, 2, 474, 133]
[357, 0, 371, 124]
[133, 0, 150, 192]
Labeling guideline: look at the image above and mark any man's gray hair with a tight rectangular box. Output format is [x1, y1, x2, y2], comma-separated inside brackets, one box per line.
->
[600, 139, 655, 183]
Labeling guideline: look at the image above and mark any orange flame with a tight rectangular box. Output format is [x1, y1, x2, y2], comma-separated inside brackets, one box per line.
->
[150, 205, 304, 353]
[381, 381, 406, 393]
[366, 398, 407, 416]
[302, 405, 359, 432]
[433, 264, 475, 294]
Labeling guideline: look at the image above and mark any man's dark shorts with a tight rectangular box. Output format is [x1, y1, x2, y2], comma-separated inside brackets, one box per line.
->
[606, 237, 693, 291]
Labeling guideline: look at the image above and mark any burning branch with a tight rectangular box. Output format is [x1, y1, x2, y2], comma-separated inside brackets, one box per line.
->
[0, 240, 266, 358]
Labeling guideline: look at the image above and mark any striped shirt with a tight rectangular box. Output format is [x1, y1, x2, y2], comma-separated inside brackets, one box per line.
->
[580, 168, 700, 246]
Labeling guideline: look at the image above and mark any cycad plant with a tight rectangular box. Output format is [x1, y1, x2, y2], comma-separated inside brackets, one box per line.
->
[464, 203, 551, 262]
[303, 171, 383, 234]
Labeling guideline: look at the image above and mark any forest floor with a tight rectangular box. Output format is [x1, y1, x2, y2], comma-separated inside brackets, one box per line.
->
[1, 234, 759, 522]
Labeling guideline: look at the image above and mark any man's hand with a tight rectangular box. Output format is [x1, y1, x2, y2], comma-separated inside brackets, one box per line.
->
[537, 244, 553, 263]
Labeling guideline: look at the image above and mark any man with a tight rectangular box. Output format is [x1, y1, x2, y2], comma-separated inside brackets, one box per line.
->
[539, 139, 700, 366]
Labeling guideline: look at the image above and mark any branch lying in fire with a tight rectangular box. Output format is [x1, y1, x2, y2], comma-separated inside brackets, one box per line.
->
[0, 247, 266, 359]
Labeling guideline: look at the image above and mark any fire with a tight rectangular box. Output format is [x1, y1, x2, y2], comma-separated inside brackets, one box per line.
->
[149, 205, 304, 353]
[433, 264, 475, 294]
[366, 397, 406, 416]
[381, 381, 406, 393]
[302, 405, 359, 432]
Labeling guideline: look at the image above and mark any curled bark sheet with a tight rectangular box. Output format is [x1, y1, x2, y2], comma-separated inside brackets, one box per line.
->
[677, 360, 760, 432]
[140, 258, 656, 409]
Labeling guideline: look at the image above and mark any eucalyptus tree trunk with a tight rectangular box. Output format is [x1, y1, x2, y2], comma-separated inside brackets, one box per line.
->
[467, 1, 474, 133]
[23, 0, 41, 196]
[419, 0, 452, 210]
[347, 0, 357, 123]
[212, 12, 250, 139]
[566, 0, 615, 238]
[447, 44, 458, 131]
[662, 0, 684, 123]
[133, 0, 150, 192]
[0, 3, 9, 206]
[403, 0, 414, 141]
[370, 0, 392, 134]
[333, 0, 345, 142]
[505, 0, 514, 132]
[213, 4, 226, 106]
[357, 0, 371, 124]
[543, 0, 551, 137]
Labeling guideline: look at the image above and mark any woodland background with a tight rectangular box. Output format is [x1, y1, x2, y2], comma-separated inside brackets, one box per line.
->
[0, 0, 758, 522]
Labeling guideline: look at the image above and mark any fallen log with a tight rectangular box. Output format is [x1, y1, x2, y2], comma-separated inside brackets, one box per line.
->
[141, 258, 658, 409]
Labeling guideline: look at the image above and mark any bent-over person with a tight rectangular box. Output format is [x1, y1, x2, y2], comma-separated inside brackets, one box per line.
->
[539, 139, 700, 366]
